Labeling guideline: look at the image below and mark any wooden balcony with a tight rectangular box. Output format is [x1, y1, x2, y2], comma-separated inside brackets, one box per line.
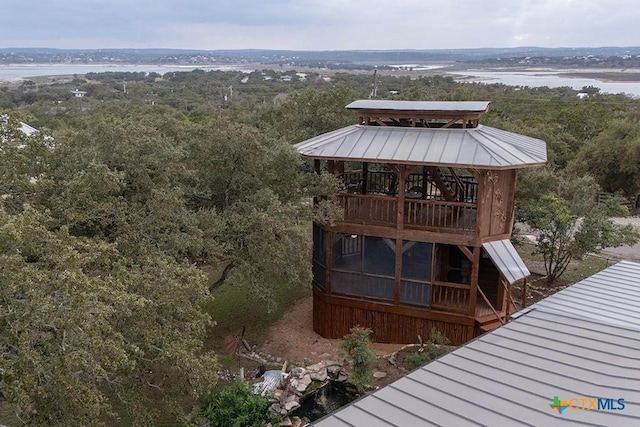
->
[337, 193, 477, 233]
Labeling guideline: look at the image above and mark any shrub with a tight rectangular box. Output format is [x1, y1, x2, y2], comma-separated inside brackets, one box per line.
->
[199, 379, 280, 427]
[404, 329, 452, 369]
[340, 326, 376, 392]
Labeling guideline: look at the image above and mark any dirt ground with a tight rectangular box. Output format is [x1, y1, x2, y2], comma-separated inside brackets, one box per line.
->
[258, 296, 408, 385]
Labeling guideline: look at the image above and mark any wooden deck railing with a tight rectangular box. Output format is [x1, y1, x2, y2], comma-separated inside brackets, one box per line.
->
[339, 193, 397, 224]
[430, 281, 470, 314]
[404, 199, 477, 231]
[337, 193, 477, 232]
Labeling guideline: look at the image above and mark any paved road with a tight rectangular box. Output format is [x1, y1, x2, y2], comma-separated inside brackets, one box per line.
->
[602, 217, 640, 261]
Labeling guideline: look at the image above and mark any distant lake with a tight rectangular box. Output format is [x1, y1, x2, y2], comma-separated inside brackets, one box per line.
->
[0, 63, 255, 81]
[449, 70, 640, 97]
[2, 63, 640, 97]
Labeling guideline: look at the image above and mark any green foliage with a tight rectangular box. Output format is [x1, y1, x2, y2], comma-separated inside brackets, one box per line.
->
[523, 194, 639, 282]
[4, 67, 640, 423]
[569, 118, 640, 196]
[516, 167, 600, 219]
[340, 326, 376, 392]
[404, 330, 452, 369]
[0, 207, 217, 425]
[199, 380, 279, 427]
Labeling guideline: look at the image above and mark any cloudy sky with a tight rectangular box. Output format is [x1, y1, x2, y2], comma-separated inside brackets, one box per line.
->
[1, 0, 639, 50]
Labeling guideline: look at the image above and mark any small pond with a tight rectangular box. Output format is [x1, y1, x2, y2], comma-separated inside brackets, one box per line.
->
[292, 381, 360, 422]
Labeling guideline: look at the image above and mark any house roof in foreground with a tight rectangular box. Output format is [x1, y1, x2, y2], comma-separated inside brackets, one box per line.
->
[314, 260, 640, 426]
[294, 124, 547, 169]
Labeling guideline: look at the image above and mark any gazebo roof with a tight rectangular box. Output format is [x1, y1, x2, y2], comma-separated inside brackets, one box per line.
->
[294, 124, 547, 169]
[345, 99, 491, 113]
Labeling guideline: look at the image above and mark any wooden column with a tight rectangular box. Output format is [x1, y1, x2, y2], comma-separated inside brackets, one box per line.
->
[362, 162, 369, 194]
[325, 228, 333, 295]
[475, 170, 491, 238]
[396, 165, 408, 231]
[391, 165, 409, 342]
[468, 247, 480, 317]
[521, 277, 528, 309]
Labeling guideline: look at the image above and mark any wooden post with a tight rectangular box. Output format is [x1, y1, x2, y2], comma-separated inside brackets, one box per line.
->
[468, 247, 480, 317]
[521, 277, 528, 309]
[325, 228, 332, 295]
[394, 166, 407, 312]
[396, 165, 407, 231]
[362, 162, 369, 194]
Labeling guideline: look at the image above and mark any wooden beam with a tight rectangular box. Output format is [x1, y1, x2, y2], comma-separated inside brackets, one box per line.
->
[457, 245, 474, 262]
[476, 285, 505, 325]
[467, 168, 481, 181]
[441, 118, 459, 129]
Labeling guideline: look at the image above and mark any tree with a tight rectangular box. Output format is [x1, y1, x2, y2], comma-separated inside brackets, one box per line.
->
[569, 119, 640, 196]
[523, 194, 639, 282]
[0, 207, 217, 425]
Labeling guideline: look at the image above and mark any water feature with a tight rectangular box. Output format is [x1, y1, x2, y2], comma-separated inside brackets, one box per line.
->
[449, 69, 640, 97]
[292, 380, 360, 422]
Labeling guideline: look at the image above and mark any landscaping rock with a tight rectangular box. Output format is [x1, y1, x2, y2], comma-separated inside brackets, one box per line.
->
[309, 369, 328, 382]
[285, 400, 301, 412]
[373, 371, 387, 379]
[296, 374, 312, 392]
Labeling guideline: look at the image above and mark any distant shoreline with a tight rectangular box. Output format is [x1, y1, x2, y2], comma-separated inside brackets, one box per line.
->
[2, 63, 639, 96]
[0, 63, 258, 82]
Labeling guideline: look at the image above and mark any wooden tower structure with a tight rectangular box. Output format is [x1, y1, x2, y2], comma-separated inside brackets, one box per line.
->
[294, 100, 547, 345]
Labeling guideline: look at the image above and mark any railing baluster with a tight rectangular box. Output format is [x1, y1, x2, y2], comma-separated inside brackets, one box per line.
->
[336, 194, 476, 231]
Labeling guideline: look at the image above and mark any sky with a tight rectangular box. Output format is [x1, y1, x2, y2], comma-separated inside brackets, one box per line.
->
[1, 0, 639, 50]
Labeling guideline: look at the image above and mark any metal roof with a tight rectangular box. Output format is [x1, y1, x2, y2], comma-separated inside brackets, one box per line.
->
[314, 260, 640, 426]
[482, 239, 530, 284]
[294, 125, 547, 169]
[345, 100, 491, 113]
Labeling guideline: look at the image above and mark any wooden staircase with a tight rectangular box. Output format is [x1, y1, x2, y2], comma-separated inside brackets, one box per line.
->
[475, 299, 506, 333]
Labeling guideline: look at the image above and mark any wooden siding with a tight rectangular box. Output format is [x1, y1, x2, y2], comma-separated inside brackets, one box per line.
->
[477, 169, 517, 238]
[313, 289, 475, 345]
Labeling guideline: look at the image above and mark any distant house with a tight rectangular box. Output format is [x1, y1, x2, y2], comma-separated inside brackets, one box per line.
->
[70, 89, 87, 97]
[1, 115, 52, 147]
[18, 121, 38, 137]
[315, 260, 640, 426]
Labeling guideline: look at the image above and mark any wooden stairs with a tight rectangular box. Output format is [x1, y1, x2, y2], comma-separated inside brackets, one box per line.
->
[475, 299, 507, 333]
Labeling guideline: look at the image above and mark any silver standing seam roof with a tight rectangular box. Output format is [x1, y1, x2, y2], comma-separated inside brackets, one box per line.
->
[482, 239, 530, 284]
[314, 260, 640, 427]
[294, 125, 547, 169]
[345, 100, 491, 113]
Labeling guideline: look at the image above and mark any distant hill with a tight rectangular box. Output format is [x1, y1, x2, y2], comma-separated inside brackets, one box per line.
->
[2, 46, 640, 68]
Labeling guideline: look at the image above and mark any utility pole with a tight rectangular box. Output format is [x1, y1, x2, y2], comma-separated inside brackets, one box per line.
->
[370, 67, 378, 99]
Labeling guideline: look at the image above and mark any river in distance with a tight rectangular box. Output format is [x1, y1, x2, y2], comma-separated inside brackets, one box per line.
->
[1, 63, 640, 97]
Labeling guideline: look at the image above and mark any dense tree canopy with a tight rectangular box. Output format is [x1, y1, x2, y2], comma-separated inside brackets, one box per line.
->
[2, 67, 640, 421]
